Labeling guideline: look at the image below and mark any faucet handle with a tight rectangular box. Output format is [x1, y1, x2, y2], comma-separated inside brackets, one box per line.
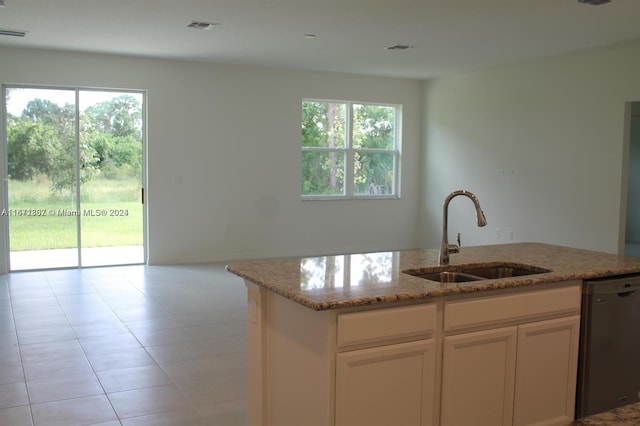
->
[447, 244, 459, 254]
[456, 232, 461, 247]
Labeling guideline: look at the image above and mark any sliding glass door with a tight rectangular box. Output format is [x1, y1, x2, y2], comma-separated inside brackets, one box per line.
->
[3, 86, 145, 270]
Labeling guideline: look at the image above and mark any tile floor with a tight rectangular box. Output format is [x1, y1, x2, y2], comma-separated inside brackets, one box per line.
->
[0, 263, 248, 425]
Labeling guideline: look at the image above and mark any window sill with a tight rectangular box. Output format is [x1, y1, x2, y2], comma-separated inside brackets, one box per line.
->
[301, 195, 400, 201]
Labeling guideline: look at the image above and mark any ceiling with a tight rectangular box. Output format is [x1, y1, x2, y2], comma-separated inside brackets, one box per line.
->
[0, 0, 639, 79]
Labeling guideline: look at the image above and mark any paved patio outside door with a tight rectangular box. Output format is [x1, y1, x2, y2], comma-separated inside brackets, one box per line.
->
[10, 245, 144, 271]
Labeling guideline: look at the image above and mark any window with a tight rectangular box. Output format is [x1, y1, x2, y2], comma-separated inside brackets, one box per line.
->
[301, 99, 400, 198]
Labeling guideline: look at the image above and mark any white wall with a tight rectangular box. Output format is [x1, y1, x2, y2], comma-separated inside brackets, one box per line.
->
[0, 46, 423, 267]
[626, 118, 640, 243]
[422, 40, 640, 254]
[6, 37, 638, 269]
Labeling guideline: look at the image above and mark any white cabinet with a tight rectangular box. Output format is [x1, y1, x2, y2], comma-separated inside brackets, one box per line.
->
[335, 304, 437, 426]
[441, 326, 517, 425]
[441, 284, 582, 426]
[513, 316, 580, 426]
[336, 340, 436, 426]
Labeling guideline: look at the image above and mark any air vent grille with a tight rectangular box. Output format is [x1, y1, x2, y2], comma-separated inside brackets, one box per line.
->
[0, 28, 27, 37]
[578, 0, 611, 5]
[186, 21, 220, 30]
[386, 45, 414, 50]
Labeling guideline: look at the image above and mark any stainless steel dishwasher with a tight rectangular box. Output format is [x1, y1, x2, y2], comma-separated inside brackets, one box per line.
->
[575, 274, 640, 418]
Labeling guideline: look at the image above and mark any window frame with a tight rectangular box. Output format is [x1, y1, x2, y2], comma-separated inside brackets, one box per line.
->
[301, 99, 402, 200]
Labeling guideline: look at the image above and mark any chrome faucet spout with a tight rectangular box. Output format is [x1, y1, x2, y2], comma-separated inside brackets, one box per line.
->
[440, 190, 487, 265]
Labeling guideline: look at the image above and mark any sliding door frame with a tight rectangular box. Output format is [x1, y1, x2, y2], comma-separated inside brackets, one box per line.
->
[1, 84, 148, 272]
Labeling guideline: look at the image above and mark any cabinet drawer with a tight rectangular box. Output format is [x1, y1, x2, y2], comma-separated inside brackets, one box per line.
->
[444, 283, 581, 332]
[338, 304, 436, 349]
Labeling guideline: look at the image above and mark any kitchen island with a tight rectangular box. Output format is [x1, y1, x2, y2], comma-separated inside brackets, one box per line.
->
[226, 242, 640, 426]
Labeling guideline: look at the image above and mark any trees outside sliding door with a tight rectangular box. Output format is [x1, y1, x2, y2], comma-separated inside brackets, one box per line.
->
[3, 86, 145, 271]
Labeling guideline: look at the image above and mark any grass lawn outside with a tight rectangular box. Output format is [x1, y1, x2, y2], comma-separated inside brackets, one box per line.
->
[7, 176, 143, 251]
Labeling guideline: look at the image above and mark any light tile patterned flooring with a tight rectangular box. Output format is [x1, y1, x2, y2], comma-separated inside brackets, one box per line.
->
[0, 264, 248, 425]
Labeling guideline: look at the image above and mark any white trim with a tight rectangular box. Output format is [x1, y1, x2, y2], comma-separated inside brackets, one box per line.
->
[301, 98, 401, 199]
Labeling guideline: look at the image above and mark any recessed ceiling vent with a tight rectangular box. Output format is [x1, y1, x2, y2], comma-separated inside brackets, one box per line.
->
[0, 28, 27, 37]
[578, 0, 611, 5]
[386, 45, 414, 50]
[186, 21, 220, 30]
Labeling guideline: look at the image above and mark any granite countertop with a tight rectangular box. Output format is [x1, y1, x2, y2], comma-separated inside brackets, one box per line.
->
[226, 242, 640, 311]
[573, 402, 640, 425]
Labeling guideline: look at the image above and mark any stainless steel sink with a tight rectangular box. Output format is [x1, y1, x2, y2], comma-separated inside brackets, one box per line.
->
[403, 262, 551, 283]
[459, 265, 550, 279]
[411, 271, 484, 283]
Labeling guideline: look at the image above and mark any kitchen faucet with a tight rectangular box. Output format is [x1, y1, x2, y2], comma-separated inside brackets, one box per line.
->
[440, 190, 487, 265]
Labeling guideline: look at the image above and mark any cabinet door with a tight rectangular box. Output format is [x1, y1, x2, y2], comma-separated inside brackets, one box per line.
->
[441, 326, 518, 426]
[336, 339, 436, 426]
[513, 315, 580, 426]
